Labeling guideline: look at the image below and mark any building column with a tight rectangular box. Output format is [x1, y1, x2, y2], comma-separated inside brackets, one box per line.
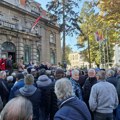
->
[56, 33, 62, 64]
[31, 40, 37, 63]
[17, 36, 24, 63]
[41, 27, 49, 62]
[45, 29, 50, 62]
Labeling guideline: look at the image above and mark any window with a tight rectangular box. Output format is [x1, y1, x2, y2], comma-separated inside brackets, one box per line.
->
[73, 55, 74, 60]
[50, 51, 56, 64]
[76, 55, 78, 60]
[50, 33, 55, 43]
[37, 49, 40, 62]
[24, 45, 31, 64]
[2, 42, 16, 52]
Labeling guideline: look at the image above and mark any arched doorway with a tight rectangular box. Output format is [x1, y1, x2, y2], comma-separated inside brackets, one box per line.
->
[1, 42, 16, 63]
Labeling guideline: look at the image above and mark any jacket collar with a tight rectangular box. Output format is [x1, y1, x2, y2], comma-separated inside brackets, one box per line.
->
[59, 96, 75, 108]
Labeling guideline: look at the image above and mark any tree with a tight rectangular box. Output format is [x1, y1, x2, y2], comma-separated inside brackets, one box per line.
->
[97, 0, 120, 30]
[65, 45, 72, 65]
[77, 1, 100, 67]
[46, 0, 82, 64]
[77, 1, 118, 68]
[46, 0, 82, 36]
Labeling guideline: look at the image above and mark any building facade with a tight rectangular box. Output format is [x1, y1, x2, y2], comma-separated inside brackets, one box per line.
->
[0, 0, 61, 65]
[113, 44, 120, 66]
[68, 52, 89, 69]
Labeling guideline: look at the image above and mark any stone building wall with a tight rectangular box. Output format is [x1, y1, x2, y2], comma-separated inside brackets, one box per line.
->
[0, 0, 61, 65]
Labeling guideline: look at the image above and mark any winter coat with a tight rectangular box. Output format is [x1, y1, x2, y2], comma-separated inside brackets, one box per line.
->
[0, 79, 9, 106]
[37, 84, 53, 120]
[15, 85, 41, 120]
[116, 75, 120, 103]
[49, 82, 58, 120]
[82, 77, 97, 107]
[9, 79, 24, 100]
[106, 76, 117, 88]
[70, 78, 83, 100]
[89, 80, 118, 113]
[78, 75, 88, 88]
[54, 96, 91, 120]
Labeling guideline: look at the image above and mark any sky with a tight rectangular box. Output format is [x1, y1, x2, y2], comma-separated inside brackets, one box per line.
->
[34, 0, 84, 52]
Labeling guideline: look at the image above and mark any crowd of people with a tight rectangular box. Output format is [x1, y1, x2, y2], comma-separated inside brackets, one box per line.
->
[0, 58, 120, 120]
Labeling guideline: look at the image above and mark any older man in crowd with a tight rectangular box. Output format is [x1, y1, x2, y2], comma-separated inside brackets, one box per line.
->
[9, 73, 24, 100]
[89, 70, 118, 120]
[0, 96, 33, 120]
[106, 69, 117, 87]
[15, 74, 41, 120]
[83, 68, 97, 107]
[54, 78, 91, 120]
[70, 69, 83, 100]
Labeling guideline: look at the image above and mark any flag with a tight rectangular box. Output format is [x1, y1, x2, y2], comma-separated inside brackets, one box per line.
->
[98, 30, 104, 41]
[95, 30, 104, 42]
[94, 32, 100, 41]
[31, 9, 47, 31]
[31, 16, 42, 31]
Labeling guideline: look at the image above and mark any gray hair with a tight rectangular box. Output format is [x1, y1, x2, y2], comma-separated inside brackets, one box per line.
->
[117, 68, 120, 73]
[0, 71, 6, 78]
[71, 69, 79, 77]
[106, 69, 115, 77]
[24, 74, 34, 85]
[96, 70, 106, 80]
[55, 78, 74, 101]
[0, 96, 33, 120]
[88, 68, 95, 73]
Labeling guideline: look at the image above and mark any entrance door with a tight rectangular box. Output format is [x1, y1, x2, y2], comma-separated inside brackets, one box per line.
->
[8, 52, 16, 63]
[1, 42, 16, 63]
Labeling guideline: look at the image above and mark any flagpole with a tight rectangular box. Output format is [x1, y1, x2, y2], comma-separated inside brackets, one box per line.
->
[99, 41, 101, 68]
[103, 43, 106, 68]
[106, 29, 109, 68]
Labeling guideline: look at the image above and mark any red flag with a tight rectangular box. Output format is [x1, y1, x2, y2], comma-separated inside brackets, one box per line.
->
[31, 10, 47, 31]
[94, 32, 100, 41]
[31, 16, 42, 31]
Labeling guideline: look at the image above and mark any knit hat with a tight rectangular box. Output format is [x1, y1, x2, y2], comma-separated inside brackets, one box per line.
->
[7, 76, 13, 82]
[24, 74, 34, 85]
[37, 75, 52, 87]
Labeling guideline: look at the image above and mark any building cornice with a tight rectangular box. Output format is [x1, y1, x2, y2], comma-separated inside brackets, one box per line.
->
[0, 26, 42, 39]
[0, 0, 60, 31]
